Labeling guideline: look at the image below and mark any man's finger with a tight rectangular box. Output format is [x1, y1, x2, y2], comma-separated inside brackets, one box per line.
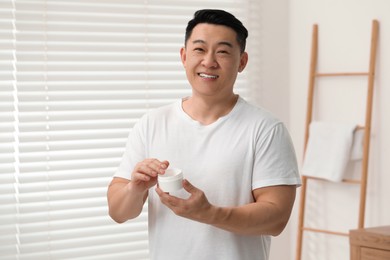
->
[182, 179, 197, 193]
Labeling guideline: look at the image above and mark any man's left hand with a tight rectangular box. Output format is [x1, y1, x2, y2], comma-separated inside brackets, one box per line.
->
[155, 179, 216, 224]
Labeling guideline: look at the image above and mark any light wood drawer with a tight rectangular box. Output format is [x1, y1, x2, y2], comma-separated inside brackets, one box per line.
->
[361, 247, 390, 260]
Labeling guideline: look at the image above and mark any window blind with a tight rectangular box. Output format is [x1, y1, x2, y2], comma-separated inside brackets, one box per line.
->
[0, 0, 262, 259]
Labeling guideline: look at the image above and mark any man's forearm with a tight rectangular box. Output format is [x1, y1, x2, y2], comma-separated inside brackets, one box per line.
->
[209, 201, 290, 236]
[206, 185, 296, 236]
[108, 180, 147, 223]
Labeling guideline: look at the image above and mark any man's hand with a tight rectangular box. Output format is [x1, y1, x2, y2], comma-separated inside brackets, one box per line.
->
[155, 179, 216, 224]
[131, 158, 169, 192]
[107, 158, 169, 223]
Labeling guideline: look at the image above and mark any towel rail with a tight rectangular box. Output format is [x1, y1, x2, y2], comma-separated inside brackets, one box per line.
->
[295, 20, 379, 260]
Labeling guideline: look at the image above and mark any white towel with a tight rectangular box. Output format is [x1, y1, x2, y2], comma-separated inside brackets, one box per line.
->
[350, 128, 364, 160]
[302, 121, 358, 182]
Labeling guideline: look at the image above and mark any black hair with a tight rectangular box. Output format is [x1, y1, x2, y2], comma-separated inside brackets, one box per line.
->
[184, 9, 248, 53]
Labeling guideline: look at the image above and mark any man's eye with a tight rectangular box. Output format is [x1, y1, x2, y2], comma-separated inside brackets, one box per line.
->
[217, 50, 229, 54]
[194, 48, 204, 52]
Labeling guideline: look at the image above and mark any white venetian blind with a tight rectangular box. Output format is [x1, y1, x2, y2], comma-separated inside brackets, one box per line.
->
[0, 0, 262, 259]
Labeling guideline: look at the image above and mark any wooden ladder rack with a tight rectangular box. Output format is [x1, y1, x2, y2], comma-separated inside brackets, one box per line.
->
[295, 20, 379, 260]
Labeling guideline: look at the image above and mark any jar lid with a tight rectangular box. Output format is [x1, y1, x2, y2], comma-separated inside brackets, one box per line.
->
[158, 168, 183, 182]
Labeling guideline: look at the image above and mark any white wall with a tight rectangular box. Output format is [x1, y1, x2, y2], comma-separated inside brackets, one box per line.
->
[287, 1, 390, 260]
[254, 0, 290, 125]
[258, 2, 294, 260]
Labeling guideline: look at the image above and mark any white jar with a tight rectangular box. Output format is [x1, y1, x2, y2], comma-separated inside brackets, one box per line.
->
[158, 168, 183, 192]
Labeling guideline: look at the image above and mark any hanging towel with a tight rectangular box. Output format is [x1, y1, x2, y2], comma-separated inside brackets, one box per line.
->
[302, 121, 358, 182]
[350, 128, 364, 160]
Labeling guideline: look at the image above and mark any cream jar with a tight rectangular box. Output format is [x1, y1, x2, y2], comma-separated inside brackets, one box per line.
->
[158, 168, 183, 192]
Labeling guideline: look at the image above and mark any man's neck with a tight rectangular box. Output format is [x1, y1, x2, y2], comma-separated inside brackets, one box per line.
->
[182, 94, 238, 125]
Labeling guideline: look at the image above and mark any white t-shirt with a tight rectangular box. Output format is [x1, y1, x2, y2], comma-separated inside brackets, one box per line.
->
[115, 96, 301, 260]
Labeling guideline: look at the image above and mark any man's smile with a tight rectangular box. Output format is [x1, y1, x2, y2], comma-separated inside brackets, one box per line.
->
[198, 73, 219, 79]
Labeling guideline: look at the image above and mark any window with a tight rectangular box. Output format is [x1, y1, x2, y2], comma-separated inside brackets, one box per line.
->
[0, 0, 262, 259]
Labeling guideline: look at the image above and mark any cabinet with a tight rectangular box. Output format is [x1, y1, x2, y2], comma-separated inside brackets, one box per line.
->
[349, 226, 390, 260]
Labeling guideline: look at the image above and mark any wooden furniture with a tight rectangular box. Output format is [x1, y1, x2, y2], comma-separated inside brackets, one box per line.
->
[295, 20, 380, 260]
[349, 226, 390, 260]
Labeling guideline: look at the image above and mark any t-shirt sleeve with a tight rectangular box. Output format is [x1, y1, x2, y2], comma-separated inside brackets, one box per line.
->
[252, 122, 301, 189]
[114, 115, 147, 180]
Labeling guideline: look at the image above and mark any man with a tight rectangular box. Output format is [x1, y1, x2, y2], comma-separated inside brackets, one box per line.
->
[107, 9, 301, 260]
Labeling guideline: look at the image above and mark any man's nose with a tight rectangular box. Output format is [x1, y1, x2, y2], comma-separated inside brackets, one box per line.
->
[201, 53, 218, 68]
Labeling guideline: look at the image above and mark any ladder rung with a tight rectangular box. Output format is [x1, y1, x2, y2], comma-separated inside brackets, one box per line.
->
[342, 178, 362, 184]
[316, 72, 370, 77]
[302, 227, 349, 237]
[305, 175, 362, 184]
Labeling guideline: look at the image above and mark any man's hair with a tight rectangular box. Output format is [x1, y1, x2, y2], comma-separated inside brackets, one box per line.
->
[185, 9, 248, 53]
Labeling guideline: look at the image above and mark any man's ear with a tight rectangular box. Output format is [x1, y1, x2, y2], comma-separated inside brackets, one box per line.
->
[238, 52, 248, 72]
[180, 47, 186, 67]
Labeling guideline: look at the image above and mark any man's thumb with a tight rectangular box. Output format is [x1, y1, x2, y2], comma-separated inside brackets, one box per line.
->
[183, 179, 196, 193]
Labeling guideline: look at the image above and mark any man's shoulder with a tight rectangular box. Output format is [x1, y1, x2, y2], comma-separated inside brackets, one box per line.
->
[238, 97, 281, 125]
[145, 100, 179, 118]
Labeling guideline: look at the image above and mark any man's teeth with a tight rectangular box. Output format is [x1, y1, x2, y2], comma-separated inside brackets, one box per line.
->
[199, 73, 218, 79]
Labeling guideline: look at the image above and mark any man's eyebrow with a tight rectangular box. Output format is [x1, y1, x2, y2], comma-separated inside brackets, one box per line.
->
[218, 41, 233, 48]
[192, 39, 206, 45]
[192, 39, 233, 48]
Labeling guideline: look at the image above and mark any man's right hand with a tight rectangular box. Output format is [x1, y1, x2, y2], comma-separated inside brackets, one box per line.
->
[130, 159, 170, 191]
[107, 158, 169, 223]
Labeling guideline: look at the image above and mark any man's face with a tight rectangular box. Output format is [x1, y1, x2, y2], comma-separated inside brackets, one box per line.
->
[180, 23, 248, 99]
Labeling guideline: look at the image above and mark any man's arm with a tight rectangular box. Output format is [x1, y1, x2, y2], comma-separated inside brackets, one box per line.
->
[107, 159, 169, 223]
[107, 177, 148, 223]
[156, 180, 296, 236]
[211, 185, 296, 236]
